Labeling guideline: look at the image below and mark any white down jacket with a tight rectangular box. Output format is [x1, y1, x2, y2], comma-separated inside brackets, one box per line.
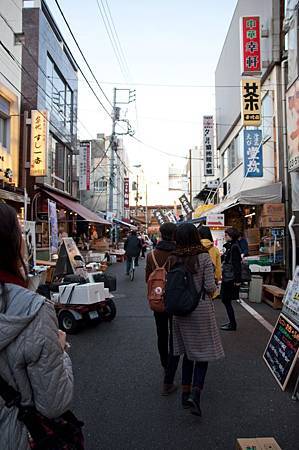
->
[0, 283, 74, 450]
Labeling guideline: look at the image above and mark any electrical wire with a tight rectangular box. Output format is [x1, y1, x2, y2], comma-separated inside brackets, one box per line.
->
[95, 0, 129, 83]
[53, 0, 113, 109]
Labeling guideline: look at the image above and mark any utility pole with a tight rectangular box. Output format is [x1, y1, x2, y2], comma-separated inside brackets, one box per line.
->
[108, 88, 117, 214]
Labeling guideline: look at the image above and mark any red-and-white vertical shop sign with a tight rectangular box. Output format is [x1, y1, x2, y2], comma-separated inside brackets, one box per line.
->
[124, 177, 129, 208]
[240, 16, 261, 75]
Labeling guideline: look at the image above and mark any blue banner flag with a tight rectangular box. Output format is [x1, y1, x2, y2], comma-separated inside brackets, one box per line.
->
[244, 129, 263, 177]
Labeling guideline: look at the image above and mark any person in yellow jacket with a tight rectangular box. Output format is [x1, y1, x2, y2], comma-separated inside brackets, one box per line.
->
[198, 226, 221, 298]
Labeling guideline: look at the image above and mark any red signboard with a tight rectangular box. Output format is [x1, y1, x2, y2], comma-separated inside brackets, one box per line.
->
[124, 177, 129, 208]
[241, 16, 261, 74]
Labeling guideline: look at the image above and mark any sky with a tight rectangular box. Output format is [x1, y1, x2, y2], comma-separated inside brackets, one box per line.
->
[46, 0, 237, 204]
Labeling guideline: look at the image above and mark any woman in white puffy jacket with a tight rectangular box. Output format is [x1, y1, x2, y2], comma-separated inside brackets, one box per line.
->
[0, 203, 74, 450]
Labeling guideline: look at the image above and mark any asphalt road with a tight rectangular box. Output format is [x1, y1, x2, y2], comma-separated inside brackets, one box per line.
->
[69, 259, 298, 450]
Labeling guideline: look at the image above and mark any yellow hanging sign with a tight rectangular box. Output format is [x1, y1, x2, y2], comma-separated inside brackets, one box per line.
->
[241, 78, 261, 127]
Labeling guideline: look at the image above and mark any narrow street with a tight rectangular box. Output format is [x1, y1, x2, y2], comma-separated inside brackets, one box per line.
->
[69, 260, 298, 450]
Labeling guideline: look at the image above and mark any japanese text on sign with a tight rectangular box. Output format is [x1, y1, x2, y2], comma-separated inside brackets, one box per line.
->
[154, 210, 166, 225]
[79, 141, 91, 191]
[240, 16, 261, 74]
[244, 129, 263, 177]
[30, 110, 48, 177]
[203, 115, 214, 177]
[241, 79, 261, 127]
[124, 177, 130, 208]
[179, 194, 194, 215]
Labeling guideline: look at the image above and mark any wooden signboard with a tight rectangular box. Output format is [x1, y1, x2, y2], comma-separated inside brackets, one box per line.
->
[263, 313, 299, 390]
[53, 238, 84, 280]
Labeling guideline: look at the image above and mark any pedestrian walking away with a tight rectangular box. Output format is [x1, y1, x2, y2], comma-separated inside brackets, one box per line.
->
[124, 230, 142, 275]
[198, 226, 222, 298]
[169, 223, 224, 417]
[0, 204, 80, 450]
[220, 227, 242, 331]
[145, 222, 179, 396]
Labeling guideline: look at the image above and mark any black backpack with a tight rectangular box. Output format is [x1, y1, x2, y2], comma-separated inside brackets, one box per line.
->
[165, 263, 203, 316]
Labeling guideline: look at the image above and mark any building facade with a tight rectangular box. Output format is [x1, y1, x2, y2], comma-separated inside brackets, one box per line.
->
[215, 0, 283, 200]
[0, 0, 24, 208]
[21, 0, 78, 202]
[80, 134, 109, 214]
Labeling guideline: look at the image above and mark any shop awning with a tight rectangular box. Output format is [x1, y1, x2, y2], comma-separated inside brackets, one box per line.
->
[199, 182, 282, 217]
[0, 188, 30, 204]
[113, 218, 137, 229]
[43, 190, 111, 225]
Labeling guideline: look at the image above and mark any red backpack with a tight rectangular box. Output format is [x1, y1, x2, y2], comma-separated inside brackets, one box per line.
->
[147, 251, 167, 312]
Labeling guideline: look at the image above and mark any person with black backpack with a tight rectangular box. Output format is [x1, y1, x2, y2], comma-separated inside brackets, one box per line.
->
[145, 222, 180, 396]
[165, 223, 224, 417]
[220, 227, 242, 331]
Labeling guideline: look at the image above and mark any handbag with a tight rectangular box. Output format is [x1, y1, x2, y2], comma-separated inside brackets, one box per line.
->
[0, 373, 84, 450]
[241, 262, 252, 282]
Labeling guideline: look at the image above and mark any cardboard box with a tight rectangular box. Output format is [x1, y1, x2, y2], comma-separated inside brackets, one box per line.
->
[261, 203, 284, 216]
[259, 215, 285, 227]
[236, 437, 282, 450]
[245, 228, 260, 242]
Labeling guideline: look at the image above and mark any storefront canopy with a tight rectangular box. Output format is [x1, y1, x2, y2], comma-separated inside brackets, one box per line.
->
[43, 189, 112, 225]
[199, 182, 282, 217]
[113, 218, 137, 229]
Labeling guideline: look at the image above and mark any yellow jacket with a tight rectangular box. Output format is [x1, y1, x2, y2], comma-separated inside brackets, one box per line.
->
[201, 239, 222, 283]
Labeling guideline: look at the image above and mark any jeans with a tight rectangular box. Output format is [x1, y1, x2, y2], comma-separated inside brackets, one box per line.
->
[154, 312, 180, 384]
[126, 256, 138, 274]
[182, 355, 208, 389]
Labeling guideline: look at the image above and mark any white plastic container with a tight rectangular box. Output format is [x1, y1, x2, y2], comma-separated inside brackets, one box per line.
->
[58, 282, 108, 305]
[249, 275, 263, 303]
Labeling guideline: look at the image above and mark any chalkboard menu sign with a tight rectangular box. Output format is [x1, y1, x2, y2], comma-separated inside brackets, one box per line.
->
[263, 314, 299, 390]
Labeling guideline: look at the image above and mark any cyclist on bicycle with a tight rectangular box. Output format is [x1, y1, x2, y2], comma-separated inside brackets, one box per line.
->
[124, 230, 142, 275]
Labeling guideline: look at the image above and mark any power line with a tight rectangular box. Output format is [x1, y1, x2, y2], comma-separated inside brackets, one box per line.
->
[103, 0, 132, 80]
[95, 0, 129, 82]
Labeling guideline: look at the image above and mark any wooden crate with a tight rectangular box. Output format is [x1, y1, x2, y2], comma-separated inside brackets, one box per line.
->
[262, 284, 284, 309]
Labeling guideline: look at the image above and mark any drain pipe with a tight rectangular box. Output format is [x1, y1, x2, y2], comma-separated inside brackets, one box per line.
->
[288, 215, 296, 277]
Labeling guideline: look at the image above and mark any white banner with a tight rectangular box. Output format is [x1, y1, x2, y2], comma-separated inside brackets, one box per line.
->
[203, 116, 214, 177]
[79, 141, 91, 191]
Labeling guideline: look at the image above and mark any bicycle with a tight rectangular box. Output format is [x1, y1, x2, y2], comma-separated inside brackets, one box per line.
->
[129, 257, 135, 281]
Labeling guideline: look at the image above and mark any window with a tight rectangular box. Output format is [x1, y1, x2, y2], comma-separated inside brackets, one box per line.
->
[221, 133, 243, 178]
[50, 135, 72, 193]
[0, 116, 9, 148]
[262, 93, 273, 141]
[94, 179, 107, 192]
[46, 54, 74, 134]
[0, 96, 10, 149]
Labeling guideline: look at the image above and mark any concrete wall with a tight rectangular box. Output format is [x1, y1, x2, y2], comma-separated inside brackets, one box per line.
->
[215, 0, 277, 148]
[0, 0, 22, 187]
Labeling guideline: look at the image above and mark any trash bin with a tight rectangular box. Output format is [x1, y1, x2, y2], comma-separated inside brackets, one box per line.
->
[249, 275, 263, 303]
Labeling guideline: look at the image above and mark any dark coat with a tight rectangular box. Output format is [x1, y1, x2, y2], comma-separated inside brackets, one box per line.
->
[238, 238, 249, 257]
[124, 235, 142, 258]
[145, 240, 175, 282]
[221, 241, 242, 302]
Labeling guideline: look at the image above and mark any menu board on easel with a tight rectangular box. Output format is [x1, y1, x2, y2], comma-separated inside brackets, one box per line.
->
[53, 238, 84, 280]
[263, 314, 299, 390]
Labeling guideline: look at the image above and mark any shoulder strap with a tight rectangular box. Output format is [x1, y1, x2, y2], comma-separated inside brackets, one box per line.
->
[0, 373, 21, 408]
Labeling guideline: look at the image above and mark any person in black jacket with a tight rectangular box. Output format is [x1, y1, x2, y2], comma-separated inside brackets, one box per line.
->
[220, 227, 242, 331]
[124, 230, 142, 275]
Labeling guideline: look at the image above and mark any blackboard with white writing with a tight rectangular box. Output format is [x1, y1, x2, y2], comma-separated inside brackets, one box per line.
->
[263, 314, 299, 390]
